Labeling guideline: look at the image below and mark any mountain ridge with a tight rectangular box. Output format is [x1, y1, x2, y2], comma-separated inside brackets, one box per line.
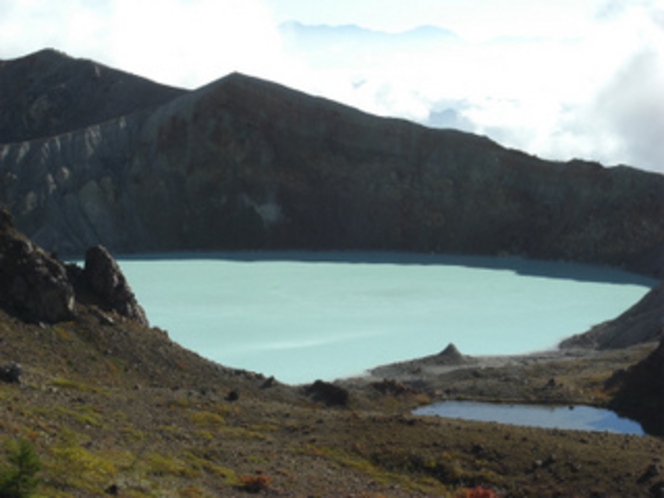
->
[1, 50, 664, 278]
[0, 48, 185, 143]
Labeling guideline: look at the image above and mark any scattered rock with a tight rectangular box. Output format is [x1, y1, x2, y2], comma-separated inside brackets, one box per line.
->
[545, 378, 557, 389]
[105, 483, 119, 495]
[260, 376, 277, 389]
[650, 480, 664, 498]
[305, 380, 349, 407]
[0, 362, 22, 383]
[371, 378, 416, 396]
[641, 463, 662, 483]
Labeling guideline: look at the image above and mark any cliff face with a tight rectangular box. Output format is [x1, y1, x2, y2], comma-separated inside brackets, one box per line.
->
[1, 51, 664, 277]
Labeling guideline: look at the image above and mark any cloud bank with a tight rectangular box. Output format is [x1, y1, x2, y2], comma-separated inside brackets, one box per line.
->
[0, 0, 662, 173]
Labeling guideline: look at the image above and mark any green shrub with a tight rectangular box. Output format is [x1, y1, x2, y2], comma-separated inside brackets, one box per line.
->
[0, 438, 41, 497]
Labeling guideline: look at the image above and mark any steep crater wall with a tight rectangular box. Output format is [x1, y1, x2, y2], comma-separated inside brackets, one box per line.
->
[0, 62, 663, 277]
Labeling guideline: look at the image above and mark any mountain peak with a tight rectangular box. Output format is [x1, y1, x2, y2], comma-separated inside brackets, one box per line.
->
[0, 48, 186, 142]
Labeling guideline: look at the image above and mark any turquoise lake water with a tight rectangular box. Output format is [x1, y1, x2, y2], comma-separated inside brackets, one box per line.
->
[116, 252, 655, 385]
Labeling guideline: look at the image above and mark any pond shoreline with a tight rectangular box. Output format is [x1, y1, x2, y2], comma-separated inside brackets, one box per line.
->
[412, 400, 645, 435]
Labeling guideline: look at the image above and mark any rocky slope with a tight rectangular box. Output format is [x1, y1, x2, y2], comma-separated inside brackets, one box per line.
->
[561, 281, 663, 349]
[0, 218, 662, 496]
[1, 50, 664, 278]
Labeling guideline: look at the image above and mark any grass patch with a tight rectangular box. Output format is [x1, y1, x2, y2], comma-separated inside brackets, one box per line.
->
[48, 378, 107, 395]
[145, 453, 198, 479]
[299, 444, 450, 495]
[187, 411, 226, 427]
[44, 429, 117, 493]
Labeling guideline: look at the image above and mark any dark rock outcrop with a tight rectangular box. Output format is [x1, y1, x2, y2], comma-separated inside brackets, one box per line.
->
[0, 206, 75, 322]
[0, 205, 147, 325]
[0, 362, 22, 383]
[67, 245, 148, 326]
[561, 281, 663, 349]
[305, 380, 349, 407]
[0, 51, 663, 277]
[608, 337, 664, 436]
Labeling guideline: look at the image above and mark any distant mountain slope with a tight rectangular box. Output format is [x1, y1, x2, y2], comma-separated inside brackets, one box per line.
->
[0, 49, 185, 143]
[1, 51, 664, 278]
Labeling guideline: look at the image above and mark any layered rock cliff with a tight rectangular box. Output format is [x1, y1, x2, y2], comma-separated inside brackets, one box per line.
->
[1, 50, 664, 278]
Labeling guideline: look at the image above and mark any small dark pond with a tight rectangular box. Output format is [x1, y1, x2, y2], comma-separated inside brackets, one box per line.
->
[413, 401, 644, 435]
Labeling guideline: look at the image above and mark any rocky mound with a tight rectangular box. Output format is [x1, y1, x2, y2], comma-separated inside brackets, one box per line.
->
[0, 206, 145, 325]
[560, 281, 663, 349]
[1, 50, 663, 278]
[435, 343, 466, 365]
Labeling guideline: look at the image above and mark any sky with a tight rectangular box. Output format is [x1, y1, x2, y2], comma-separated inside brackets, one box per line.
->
[1, 0, 663, 173]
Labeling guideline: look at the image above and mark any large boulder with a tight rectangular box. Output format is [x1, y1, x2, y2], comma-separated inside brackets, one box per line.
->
[0, 206, 148, 325]
[77, 245, 148, 326]
[0, 207, 74, 322]
[305, 380, 349, 407]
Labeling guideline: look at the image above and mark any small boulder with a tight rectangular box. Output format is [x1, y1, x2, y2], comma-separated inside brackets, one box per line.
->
[305, 380, 349, 407]
[0, 362, 22, 383]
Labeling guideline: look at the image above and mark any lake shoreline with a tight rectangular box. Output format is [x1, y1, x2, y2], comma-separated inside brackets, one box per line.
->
[358, 345, 602, 384]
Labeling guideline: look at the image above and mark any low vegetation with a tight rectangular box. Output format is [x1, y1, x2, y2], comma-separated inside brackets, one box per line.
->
[0, 305, 662, 496]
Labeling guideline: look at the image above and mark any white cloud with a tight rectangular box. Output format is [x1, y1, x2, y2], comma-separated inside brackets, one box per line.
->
[273, 1, 664, 173]
[104, 0, 288, 88]
[0, 0, 662, 172]
[0, 0, 289, 88]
